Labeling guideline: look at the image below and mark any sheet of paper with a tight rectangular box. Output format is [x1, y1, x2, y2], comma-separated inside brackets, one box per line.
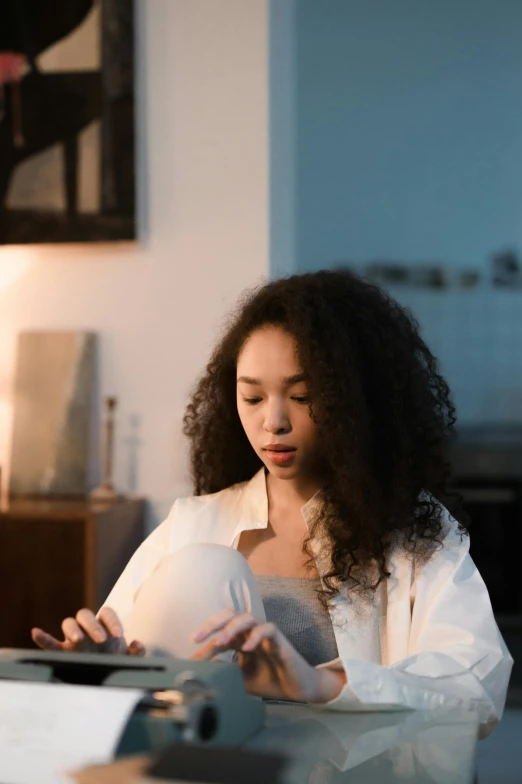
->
[0, 680, 145, 784]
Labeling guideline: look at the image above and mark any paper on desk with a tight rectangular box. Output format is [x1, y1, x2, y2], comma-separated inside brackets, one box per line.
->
[0, 680, 144, 784]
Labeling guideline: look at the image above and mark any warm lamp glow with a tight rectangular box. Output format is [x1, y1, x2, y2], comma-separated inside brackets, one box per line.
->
[0, 248, 32, 292]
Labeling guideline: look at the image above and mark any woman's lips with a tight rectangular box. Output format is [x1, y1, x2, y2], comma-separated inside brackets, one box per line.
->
[265, 449, 296, 465]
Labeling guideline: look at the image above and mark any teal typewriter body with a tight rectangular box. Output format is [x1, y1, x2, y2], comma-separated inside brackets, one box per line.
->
[0, 648, 266, 756]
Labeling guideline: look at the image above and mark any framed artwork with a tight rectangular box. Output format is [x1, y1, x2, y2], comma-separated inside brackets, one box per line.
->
[0, 0, 135, 245]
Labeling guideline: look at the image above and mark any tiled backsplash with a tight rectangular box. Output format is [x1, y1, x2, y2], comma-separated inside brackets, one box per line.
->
[387, 287, 522, 425]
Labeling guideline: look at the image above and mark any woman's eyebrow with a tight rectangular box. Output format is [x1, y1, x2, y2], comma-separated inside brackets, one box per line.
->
[236, 374, 307, 386]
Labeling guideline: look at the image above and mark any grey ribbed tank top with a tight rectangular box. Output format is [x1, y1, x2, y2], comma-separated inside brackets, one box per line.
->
[255, 575, 339, 666]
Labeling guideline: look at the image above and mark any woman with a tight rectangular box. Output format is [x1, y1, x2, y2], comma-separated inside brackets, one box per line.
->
[32, 268, 513, 738]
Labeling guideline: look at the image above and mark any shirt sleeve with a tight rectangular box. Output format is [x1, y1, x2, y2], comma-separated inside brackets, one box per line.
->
[98, 499, 178, 629]
[315, 515, 514, 738]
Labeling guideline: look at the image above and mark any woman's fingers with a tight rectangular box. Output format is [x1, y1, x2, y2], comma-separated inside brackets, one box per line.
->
[97, 607, 124, 638]
[214, 613, 258, 645]
[75, 608, 107, 643]
[128, 640, 146, 657]
[191, 608, 237, 643]
[191, 613, 261, 661]
[62, 617, 86, 645]
[34, 606, 138, 657]
[31, 628, 63, 651]
[191, 637, 231, 661]
[192, 611, 258, 647]
[241, 622, 278, 651]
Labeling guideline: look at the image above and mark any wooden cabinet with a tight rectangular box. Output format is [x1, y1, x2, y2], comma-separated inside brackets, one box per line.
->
[0, 497, 145, 649]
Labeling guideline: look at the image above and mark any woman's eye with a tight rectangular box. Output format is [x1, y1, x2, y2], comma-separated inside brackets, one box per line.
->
[242, 396, 310, 405]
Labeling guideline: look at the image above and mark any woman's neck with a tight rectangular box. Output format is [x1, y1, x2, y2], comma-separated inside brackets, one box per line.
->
[264, 468, 323, 513]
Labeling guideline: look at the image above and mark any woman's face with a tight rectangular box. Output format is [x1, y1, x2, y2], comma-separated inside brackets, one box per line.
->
[236, 326, 322, 483]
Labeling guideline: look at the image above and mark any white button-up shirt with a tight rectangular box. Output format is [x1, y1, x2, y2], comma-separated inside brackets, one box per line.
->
[103, 467, 513, 737]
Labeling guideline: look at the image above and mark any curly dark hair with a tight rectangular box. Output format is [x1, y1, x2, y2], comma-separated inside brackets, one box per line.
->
[182, 267, 468, 604]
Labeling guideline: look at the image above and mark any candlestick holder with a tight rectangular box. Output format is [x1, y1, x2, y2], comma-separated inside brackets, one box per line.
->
[90, 396, 123, 503]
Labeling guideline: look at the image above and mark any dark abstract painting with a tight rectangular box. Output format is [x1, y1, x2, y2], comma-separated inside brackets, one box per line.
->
[0, 0, 135, 244]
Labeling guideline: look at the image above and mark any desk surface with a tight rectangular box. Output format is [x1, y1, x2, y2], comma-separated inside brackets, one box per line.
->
[249, 703, 479, 784]
[72, 704, 479, 784]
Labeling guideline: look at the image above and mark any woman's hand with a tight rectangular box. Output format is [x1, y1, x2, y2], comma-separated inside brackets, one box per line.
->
[190, 609, 346, 703]
[31, 607, 145, 656]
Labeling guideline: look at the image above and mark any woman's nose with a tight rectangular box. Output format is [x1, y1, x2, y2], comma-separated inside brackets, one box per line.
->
[263, 399, 290, 432]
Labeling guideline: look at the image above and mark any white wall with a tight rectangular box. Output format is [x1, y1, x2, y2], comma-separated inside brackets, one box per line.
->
[0, 0, 269, 527]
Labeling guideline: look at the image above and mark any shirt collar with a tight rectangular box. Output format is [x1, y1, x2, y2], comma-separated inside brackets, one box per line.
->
[232, 466, 324, 540]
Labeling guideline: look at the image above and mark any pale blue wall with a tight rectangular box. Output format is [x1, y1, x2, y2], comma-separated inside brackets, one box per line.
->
[294, 0, 522, 424]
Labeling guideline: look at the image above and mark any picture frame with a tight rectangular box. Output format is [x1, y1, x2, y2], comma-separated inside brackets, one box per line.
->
[0, 0, 135, 245]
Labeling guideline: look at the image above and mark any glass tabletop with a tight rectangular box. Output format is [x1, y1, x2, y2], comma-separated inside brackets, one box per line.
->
[245, 704, 479, 784]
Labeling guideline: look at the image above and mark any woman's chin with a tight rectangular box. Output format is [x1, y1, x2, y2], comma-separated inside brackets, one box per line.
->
[263, 461, 301, 478]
